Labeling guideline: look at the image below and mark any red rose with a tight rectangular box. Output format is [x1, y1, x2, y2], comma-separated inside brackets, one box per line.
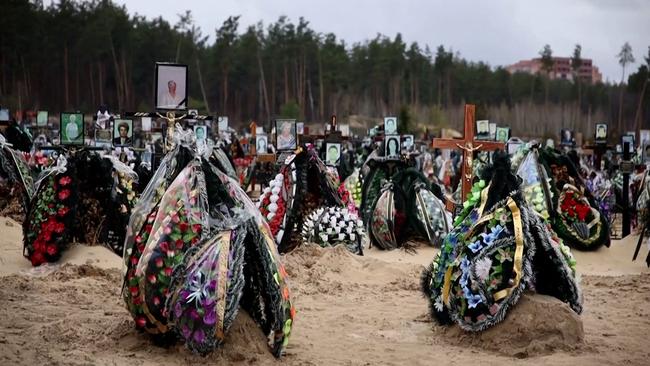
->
[54, 223, 65, 234]
[179, 222, 189, 232]
[46, 244, 57, 256]
[164, 267, 173, 276]
[153, 296, 161, 306]
[130, 256, 139, 266]
[147, 274, 157, 284]
[175, 239, 184, 250]
[59, 176, 71, 186]
[58, 189, 70, 200]
[192, 224, 202, 234]
[31, 252, 45, 266]
[159, 241, 169, 252]
[129, 286, 139, 296]
[135, 316, 147, 328]
[155, 257, 164, 268]
[57, 207, 69, 216]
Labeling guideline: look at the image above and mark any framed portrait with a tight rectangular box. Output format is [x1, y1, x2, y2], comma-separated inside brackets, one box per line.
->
[256, 135, 268, 154]
[193, 125, 207, 142]
[141, 117, 152, 132]
[155, 63, 188, 111]
[507, 138, 524, 155]
[476, 120, 490, 139]
[560, 129, 573, 145]
[489, 122, 497, 141]
[385, 134, 401, 159]
[296, 122, 304, 135]
[384, 117, 398, 135]
[60, 112, 84, 145]
[595, 123, 607, 144]
[217, 116, 228, 133]
[340, 124, 350, 137]
[0, 108, 9, 122]
[403, 135, 414, 148]
[275, 119, 297, 151]
[325, 143, 341, 166]
[113, 119, 133, 147]
[315, 139, 324, 150]
[621, 134, 635, 152]
[644, 143, 650, 162]
[37, 111, 48, 127]
[495, 127, 510, 143]
[640, 130, 650, 146]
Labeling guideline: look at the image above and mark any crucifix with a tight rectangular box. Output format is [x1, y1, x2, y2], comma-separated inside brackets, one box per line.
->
[431, 104, 505, 204]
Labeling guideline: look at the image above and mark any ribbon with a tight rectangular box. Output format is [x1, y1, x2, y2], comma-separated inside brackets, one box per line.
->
[215, 230, 231, 340]
[493, 197, 524, 301]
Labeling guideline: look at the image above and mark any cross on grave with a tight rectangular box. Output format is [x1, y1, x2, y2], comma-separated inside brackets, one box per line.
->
[431, 104, 505, 204]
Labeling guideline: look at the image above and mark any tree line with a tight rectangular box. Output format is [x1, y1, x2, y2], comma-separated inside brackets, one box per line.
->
[1, 0, 648, 139]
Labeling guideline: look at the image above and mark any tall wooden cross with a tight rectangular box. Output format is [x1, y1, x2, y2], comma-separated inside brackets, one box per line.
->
[431, 104, 505, 203]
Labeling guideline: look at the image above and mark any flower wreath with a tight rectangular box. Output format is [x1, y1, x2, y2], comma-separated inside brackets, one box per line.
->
[301, 206, 365, 255]
[23, 169, 75, 266]
[258, 160, 297, 244]
[553, 184, 605, 250]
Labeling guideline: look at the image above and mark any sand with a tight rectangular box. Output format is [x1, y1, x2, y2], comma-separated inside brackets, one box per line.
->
[1, 215, 649, 365]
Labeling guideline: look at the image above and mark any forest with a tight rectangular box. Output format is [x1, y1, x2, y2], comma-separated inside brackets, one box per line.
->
[1, 0, 649, 139]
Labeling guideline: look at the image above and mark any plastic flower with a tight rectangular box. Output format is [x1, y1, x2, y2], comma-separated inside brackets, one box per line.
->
[58, 189, 70, 200]
[59, 176, 71, 186]
[463, 287, 483, 309]
[468, 240, 483, 253]
[474, 257, 492, 281]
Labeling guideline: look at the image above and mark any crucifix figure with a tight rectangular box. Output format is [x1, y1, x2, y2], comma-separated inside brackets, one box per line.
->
[156, 111, 187, 152]
[431, 104, 505, 204]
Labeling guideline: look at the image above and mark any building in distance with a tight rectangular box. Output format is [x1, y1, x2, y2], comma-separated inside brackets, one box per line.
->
[506, 57, 602, 84]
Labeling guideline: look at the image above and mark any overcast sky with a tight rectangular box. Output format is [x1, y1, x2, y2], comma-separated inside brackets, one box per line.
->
[54, 0, 650, 82]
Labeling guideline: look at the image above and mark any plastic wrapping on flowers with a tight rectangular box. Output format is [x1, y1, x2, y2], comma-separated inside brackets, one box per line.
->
[342, 168, 363, 209]
[23, 156, 75, 266]
[516, 151, 552, 220]
[369, 183, 407, 250]
[413, 183, 452, 247]
[301, 206, 366, 254]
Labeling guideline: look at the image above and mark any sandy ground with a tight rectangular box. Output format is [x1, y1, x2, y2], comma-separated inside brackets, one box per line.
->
[1, 215, 649, 366]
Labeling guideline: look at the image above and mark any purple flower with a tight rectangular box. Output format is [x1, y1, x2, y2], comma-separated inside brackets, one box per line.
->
[189, 308, 200, 320]
[174, 302, 183, 318]
[207, 280, 217, 292]
[179, 289, 190, 300]
[193, 329, 206, 343]
[203, 309, 216, 325]
[201, 297, 215, 309]
[181, 324, 192, 339]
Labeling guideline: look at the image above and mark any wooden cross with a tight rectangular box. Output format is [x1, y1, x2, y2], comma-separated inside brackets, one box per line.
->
[431, 104, 504, 203]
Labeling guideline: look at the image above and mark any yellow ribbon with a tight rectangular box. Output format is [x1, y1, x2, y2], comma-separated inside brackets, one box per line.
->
[493, 198, 524, 301]
[215, 230, 232, 341]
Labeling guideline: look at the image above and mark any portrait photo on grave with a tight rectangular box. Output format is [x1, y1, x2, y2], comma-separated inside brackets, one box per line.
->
[644, 143, 650, 162]
[193, 125, 207, 141]
[275, 119, 297, 150]
[256, 134, 268, 154]
[296, 122, 304, 135]
[217, 116, 228, 132]
[561, 129, 574, 145]
[326, 143, 341, 166]
[489, 122, 497, 140]
[384, 117, 398, 134]
[141, 117, 152, 132]
[113, 119, 133, 147]
[60, 112, 84, 145]
[595, 123, 608, 143]
[0, 108, 9, 122]
[641, 130, 650, 146]
[476, 120, 490, 139]
[403, 134, 414, 148]
[155, 63, 188, 110]
[622, 134, 635, 152]
[495, 127, 510, 143]
[385, 135, 401, 159]
[37, 111, 48, 127]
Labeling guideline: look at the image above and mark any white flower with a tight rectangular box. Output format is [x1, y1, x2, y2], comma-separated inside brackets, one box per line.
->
[434, 296, 444, 312]
[474, 257, 493, 281]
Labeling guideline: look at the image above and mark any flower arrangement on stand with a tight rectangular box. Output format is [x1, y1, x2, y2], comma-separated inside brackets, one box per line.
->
[301, 206, 366, 255]
[23, 172, 75, 266]
[553, 185, 605, 250]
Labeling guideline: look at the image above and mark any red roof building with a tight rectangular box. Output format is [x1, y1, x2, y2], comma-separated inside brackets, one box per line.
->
[506, 57, 602, 84]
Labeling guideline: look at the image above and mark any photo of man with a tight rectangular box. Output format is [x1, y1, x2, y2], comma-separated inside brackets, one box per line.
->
[385, 135, 401, 158]
[644, 143, 650, 163]
[561, 129, 573, 145]
[326, 143, 341, 166]
[496, 127, 510, 143]
[256, 135, 268, 154]
[489, 122, 497, 140]
[476, 120, 489, 139]
[622, 134, 635, 152]
[276, 119, 297, 150]
[384, 117, 397, 134]
[595, 124, 607, 142]
[194, 125, 207, 141]
[403, 135, 414, 148]
[60, 112, 84, 145]
[155, 63, 188, 110]
[113, 119, 133, 146]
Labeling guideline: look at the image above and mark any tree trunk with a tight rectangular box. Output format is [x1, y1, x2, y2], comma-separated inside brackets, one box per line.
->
[110, 40, 123, 111]
[89, 63, 96, 107]
[98, 62, 104, 105]
[318, 48, 324, 120]
[195, 58, 210, 113]
[633, 78, 648, 135]
[284, 62, 290, 104]
[257, 50, 270, 122]
[64, 44, 69, 109]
